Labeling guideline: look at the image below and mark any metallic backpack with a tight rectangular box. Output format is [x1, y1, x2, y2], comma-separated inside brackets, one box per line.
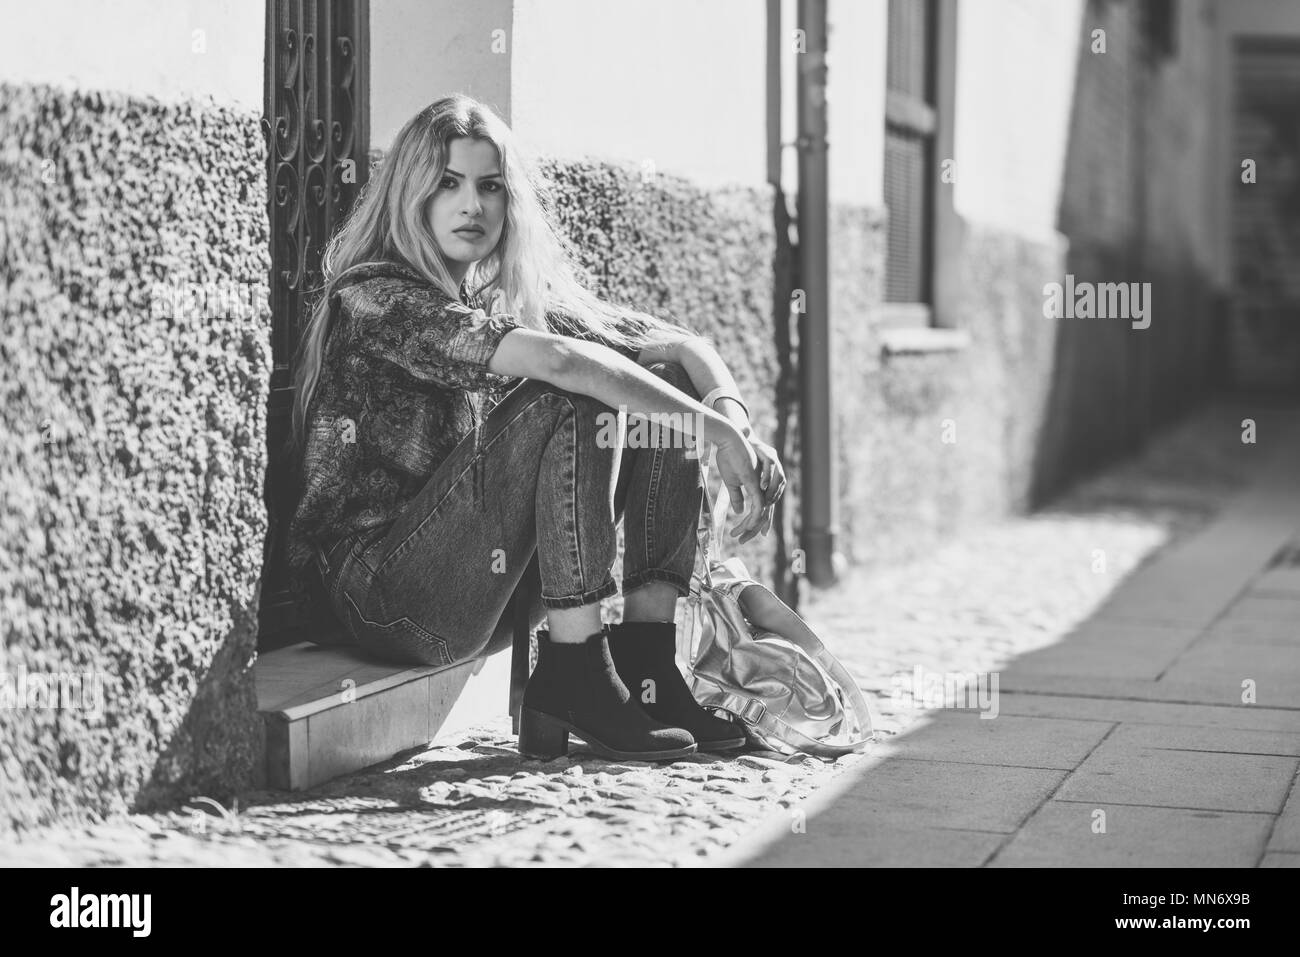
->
[678, 458, 876, 758]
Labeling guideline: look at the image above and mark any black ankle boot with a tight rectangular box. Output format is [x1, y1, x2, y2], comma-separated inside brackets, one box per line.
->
[519, 626, 697, 762]
[607, 620, 748, 752]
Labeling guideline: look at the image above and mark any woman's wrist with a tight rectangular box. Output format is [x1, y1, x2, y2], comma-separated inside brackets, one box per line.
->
[700, 407, 746, 450]
[714, 397, 752, 439]
[700, 387, 752, 439]
[678, 340, 753, 440]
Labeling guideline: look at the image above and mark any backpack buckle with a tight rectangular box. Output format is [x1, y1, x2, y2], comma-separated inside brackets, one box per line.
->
[739, 698, 767, 724]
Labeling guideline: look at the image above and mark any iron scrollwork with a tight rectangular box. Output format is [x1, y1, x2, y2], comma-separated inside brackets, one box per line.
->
[261, 0, 369, 647]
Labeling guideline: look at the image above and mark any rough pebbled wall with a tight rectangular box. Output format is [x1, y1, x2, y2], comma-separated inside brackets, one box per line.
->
[0, 83, 271, 835]
[827, 207, 1063, 572]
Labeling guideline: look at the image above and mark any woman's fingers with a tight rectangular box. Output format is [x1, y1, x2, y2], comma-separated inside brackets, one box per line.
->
[717, 438, 784, 544]
[731, 478, 763, 541]
[748, 439, 786, 507]
[727, 483, 745, 515]
[737, 504, 773, 544]
[722, 486, 745, 537]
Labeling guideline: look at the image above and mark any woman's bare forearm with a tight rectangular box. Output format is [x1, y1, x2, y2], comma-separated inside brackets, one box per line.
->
[551, 340, 743, 451]
[674, 337, 753, 439]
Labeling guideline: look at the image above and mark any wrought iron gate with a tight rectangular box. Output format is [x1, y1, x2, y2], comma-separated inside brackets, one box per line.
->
[259, 0, 369, 649]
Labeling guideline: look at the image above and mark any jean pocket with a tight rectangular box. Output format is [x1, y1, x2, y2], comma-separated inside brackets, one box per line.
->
[352, 522, 395, 576]
[340, 589, 453, 668]
[316, 536, 352, 580]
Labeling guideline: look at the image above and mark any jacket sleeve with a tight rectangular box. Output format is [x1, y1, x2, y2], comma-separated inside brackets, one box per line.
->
[343, 277, 522, 390]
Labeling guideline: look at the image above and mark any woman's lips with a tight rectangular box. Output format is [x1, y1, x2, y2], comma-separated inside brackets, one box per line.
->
[454, 227, 485, 238]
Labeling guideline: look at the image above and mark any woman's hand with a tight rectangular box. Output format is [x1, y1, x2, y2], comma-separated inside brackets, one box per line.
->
[750, 434, 787, 506]
[712, 429, 787, 545]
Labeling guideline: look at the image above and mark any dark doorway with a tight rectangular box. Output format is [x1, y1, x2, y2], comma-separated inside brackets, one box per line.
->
[1231, 36, 1300, 393]
[259, 0, 370, 650]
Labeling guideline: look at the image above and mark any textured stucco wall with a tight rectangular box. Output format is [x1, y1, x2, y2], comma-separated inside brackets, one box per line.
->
[0, 83, 271, 835]
[825, 211, 1218, 576]
[826, 206, 1063, 570]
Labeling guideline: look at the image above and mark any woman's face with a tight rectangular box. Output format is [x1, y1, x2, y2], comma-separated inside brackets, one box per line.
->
[428, 137, 508, 282]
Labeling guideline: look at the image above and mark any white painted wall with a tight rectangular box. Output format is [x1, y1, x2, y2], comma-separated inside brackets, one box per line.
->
[822, 0, 1084, 244]
[0, 0, 263, 110]
[825, 0, 887, 208]
[951, 0, 1085, 243]
[510, 0, 768, 189]
[370, 0, 513, 149]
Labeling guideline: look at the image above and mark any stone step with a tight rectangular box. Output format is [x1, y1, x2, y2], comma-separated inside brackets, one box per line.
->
[255, 641, 495, 790]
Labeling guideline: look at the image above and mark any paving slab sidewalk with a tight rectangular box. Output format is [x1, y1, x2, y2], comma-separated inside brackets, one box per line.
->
[725, 405, 1300, 868]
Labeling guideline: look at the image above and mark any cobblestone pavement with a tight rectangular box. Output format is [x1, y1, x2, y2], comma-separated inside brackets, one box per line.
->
[0, 401, 1264, 867]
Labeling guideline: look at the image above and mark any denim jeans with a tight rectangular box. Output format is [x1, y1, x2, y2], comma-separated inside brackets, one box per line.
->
[313, 361, 706, 667]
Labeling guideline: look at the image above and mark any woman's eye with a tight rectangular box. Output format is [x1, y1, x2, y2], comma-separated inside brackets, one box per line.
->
[439, 177, 458, 190]
[481, 181, 502, 193]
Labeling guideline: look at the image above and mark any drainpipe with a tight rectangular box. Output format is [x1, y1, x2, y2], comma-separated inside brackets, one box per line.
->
[796, 0, 838, 587]
[767, 0, 799, 606]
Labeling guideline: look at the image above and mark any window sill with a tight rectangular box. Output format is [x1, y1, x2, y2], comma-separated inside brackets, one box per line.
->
[879, 303, 933, 329]
[880, 326, 971, 358]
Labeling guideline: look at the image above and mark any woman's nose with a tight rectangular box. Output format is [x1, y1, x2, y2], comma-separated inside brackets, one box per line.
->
[462, 188, 483, 216]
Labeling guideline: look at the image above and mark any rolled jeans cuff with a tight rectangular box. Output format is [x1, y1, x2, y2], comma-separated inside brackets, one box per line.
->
[540, 575, 620, 610]
[622, 568, 691, 600]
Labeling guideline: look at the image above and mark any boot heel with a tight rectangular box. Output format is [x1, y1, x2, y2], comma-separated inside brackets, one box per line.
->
[518, 707, 569, 759]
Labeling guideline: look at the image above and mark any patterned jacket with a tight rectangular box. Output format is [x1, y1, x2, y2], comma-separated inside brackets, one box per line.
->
[283, 259, 652, 593]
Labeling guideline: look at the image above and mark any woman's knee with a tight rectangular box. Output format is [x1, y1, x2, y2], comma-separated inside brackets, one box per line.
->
[503, 363, 699, 458]
[638, 360, 707, 467]
[644, 359, 700, 400]
[509, 378, 617, 428]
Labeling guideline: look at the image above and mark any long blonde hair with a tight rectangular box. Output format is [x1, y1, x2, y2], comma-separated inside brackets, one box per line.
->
[288, 93, 697, 468]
